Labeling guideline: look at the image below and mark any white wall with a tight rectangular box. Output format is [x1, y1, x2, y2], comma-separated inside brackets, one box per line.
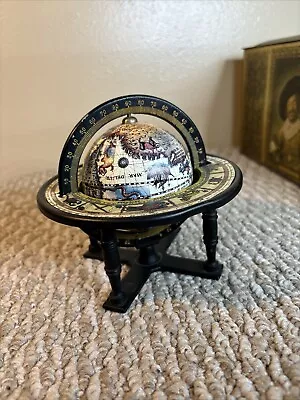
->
[1, 0, 299, 179]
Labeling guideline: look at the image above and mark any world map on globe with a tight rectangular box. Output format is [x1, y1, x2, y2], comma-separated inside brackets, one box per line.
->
[81, 122, 193, 201]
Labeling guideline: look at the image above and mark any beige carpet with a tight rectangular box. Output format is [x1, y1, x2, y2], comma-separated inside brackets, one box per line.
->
[0, 150, 299, 399]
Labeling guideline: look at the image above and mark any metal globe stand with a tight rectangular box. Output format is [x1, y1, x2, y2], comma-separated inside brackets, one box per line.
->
[37, 95, 243, 313]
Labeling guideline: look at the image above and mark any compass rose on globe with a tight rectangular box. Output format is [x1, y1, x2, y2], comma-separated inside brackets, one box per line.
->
[37, 94, 243, 313]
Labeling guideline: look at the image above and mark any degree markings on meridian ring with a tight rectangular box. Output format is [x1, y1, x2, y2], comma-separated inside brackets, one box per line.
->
[59, 96, 205, 195]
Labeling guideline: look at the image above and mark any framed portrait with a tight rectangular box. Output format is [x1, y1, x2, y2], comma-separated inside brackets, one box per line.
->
[242, 37, 300, 185]
[266, 47, 300, 183]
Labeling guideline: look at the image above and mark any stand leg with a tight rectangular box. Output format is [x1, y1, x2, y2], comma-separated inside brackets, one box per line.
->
[83, 236, 103, 260]
[138, 245, 161, 268]
[160, 215, 223, 279]
[202, 209, 222, 270]
[102, 235, 176, 313]
[101, 229, 124, 303]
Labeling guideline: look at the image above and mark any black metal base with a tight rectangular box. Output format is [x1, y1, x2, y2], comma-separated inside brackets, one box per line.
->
[103, 258, 223, 313]
[84, 223, 223, 313]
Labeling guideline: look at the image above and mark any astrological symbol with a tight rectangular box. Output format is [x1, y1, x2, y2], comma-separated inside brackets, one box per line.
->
[137, 99, 144, 106]
[189, 127, 194, 134]
[67, 152, 73, 159]
[100, 109, 107, 117]
[125, 100, 131, 107]
[73, 139, 79, 146]
[151, 101, 157, 108]
[79, 127, 86, 135]
[64, 165, 70, 172]
[181, 119, 187, 125]
[173, 110, 179, 117]
[162, 105, 168, 111]
[112, 104, 119, 111]
[209, 177, 222, 184]
[89, 117, 96, 125]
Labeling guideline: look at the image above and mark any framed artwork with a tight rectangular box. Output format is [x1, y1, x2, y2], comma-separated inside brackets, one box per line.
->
[266, 49, 300, 182]
[242, 37, 300, 185]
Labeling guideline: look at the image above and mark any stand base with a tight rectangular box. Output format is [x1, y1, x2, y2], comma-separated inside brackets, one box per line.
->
[103, 257, 223, 313]
[85, 229, 223, 313]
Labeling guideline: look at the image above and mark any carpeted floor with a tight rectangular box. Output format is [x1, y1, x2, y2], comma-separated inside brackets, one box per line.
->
[0, 150, 299, 400]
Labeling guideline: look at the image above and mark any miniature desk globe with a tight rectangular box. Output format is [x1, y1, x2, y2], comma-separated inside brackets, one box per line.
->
[37, 95, 243, 313]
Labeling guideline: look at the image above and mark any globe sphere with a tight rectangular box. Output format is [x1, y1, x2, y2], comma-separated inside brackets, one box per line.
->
[81, 121, 193, 201]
